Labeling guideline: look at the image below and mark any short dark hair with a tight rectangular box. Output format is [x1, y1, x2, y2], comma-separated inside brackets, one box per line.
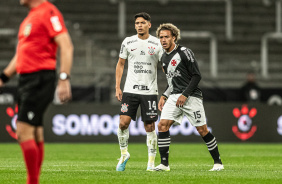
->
[134, 12, 151, 22]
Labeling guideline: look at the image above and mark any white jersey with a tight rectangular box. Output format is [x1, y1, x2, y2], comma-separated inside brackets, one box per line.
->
[119, 34, 163, 95]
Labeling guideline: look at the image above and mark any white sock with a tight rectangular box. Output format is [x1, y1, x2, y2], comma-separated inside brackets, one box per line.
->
[146, 130, 157, 166]
[117, 127, 129, 155]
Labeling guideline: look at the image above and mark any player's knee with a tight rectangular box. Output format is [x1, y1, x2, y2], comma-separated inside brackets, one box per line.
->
[144, 122, 155, 132]
[119, 117, 131, 130]
[197, 127, 209, 137]
[158, 120, 169, 132]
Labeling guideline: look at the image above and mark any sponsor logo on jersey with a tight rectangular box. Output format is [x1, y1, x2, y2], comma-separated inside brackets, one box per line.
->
[171, 59, 177, 66]
[148, 40, 159, 46]
[121, 103, 129, 113]
[140, 50, 145, 55]
[50, 16, 62, 32]
[23, 24, 32, 37]
[127, 39, 137, 45]
[148, 46, 155, 55]
[232, 104, 257, 141]
[133, 85, 149, 90]
[166, 70, 181, 78]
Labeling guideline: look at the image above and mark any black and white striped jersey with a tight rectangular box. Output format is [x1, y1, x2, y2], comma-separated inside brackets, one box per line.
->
[161, 44, 203, 99]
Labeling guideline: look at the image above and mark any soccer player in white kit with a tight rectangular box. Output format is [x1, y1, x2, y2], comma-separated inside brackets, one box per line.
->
[115, 12, 163, 171]
[154, 23, 224, 171]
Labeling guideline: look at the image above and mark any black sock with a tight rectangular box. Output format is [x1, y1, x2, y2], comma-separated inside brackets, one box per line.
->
[202, 132, 222, 164]
[158, 131, 170, 166]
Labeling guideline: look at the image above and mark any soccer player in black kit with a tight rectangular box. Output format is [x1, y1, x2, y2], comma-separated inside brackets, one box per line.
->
[154, 23, 224, 171]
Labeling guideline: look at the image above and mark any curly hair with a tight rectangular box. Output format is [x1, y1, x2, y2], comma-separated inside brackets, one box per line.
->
[156, 23, 181, 42]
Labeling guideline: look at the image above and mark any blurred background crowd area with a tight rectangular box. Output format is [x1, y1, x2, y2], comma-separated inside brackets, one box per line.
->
[0, 0, 282, 104]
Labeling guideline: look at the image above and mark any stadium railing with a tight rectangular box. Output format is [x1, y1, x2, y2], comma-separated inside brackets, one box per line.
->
[112, 0, 233, 41]
[182, 31, 218, 77]
[260, 0, 282, 78]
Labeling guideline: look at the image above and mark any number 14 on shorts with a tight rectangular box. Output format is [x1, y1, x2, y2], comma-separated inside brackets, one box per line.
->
[148, 100, 157, 110]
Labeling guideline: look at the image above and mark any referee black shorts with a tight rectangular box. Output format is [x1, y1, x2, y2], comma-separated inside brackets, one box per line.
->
[17, 70, 56, 126]
[119, 92, 158, 122]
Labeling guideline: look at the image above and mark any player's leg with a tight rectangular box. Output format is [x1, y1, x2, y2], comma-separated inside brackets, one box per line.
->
[35, 126, 44, 176]
[154, 94, 183, 171]
[117, 93, 139, 171]
[154, 119, 174, 171]
[185, 96, 223, 171]
[143, 121, 157, 171]
[140, 94, 158, 171]
[17, 121, 39, 184]
[116, 115, 131, 171]
[196, 125, 223, 171]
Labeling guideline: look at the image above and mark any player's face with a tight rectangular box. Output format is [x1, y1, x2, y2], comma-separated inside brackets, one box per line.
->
[159, 30, 176, 52]
[135, 17, 151, 36]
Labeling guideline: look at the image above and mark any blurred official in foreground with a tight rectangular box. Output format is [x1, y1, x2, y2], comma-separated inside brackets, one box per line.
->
[0, 0, 73, 183]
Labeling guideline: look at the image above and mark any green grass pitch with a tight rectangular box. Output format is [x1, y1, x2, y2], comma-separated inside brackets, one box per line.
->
[0, 143, 282, 184]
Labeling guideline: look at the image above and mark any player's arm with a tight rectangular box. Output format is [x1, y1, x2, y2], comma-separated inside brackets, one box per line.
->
[159, 84, 170, 111]
[115, 58, 126, 101]
[0, 54, 17, 87]
[54, 32, 74, 103]
[176, 49, 201, 107]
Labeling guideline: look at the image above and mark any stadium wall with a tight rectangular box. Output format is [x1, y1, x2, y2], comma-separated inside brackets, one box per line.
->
[0, 103, 281, 143]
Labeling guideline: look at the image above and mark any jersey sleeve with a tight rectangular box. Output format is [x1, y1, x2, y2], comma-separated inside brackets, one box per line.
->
[43, 6, 67, 38]
[181, 48, 202, 98]
[158, 46, 164, 62]
[119, 38, 128, 59]
[162, 84, 171, 98]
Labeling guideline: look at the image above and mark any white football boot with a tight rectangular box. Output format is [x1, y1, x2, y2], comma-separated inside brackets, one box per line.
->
[116, 152, 130, 171]
[146, 164, 155, 171]
[209, 163, 224, 171]
[153, 164, 170, 171]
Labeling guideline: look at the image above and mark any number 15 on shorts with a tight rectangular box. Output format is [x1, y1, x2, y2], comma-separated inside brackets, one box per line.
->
[193, 110, 201, 119]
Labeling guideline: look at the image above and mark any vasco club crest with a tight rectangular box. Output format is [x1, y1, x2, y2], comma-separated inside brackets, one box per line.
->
[232, 104, 257, 141]
[148, 46, 155, 55]
[121, 103, 129, 113]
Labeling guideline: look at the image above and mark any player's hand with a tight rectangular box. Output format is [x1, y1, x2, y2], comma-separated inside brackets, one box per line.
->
[158, 96, 167, 111]
[57, 80, 72, 103]
[176, 95, 188, 108]
[0, 79, 4, 94]
[115, 88, 123, 102]
[0, 79, 4, 88]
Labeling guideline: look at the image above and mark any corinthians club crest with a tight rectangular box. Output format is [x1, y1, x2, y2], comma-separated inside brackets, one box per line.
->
[148, 46, 155, 55]
[121, 103, 129, 113]
[232, 104, 257, 141]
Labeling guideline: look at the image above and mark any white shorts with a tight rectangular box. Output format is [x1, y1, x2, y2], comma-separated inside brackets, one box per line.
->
[160, 94, 206, 127]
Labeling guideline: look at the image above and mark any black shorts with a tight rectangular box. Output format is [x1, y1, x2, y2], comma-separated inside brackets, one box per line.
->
[119, 92, 158, 122]
[17, 70, 56, 126]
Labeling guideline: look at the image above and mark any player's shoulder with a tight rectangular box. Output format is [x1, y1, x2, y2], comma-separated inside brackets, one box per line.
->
[148, 35, 161, 44]
[178, 45, 196, 61]
[178, 45, 193, 52]
[122, 35, 138, 45]
[39, 1, 62, 17]
[178, 45, 194, 55]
